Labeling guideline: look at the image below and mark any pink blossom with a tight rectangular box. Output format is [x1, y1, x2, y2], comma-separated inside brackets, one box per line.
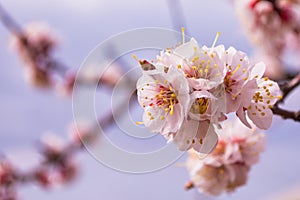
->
[216, 46, 258, 113]
[173, 119, 218, 153]
[23, 66, 52, 88]
[68, 121, 97, 146]
[9, 22, 59, 88]
[0, 161, 15, 186]
[234, 0, 300, 75]
[237, 64, 282, 129]
[174, 39, 225, 90]
[40, 133, 67, 162]
[185, 120, 265, 196]
[9, 22, 59, 60]
[137, 65, 190, 135]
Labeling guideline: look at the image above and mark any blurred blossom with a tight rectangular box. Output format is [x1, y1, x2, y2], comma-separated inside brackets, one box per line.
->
[253, 52, 285, 80]
[0, 187, 17, 200]
[68, 121, 97, 147]
[234, 0, 300, 74]
[53, 160, 78, 185]
[99, 63, 123, 87]
[9, 22, 60, 88]
[34, 161, 78, 188]
[40, 132, 68, 165]
[23, 66, 52, 88]
[185, 120, 265, 196]
[80, 63, 123, 87]
[0, 161, 15, 187]
[56, 70, 76, 97]
[0, 161, 17, 200]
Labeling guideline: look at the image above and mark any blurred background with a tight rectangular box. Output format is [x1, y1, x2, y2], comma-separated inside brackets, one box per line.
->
[0, 0, 300, 199]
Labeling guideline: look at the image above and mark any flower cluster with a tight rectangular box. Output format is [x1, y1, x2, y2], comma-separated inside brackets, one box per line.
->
[136, 36, 281, 153]
[9, 22, 60, 88]
[0, 122, 96, 200]
[234, 0, 300, 78]
[185, 120, 265, 195]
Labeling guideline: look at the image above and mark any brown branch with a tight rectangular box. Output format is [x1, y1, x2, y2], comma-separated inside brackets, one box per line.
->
[277, 73, 300, 104]
[272, 73, 300, 121]
[272, 105, 300, 122]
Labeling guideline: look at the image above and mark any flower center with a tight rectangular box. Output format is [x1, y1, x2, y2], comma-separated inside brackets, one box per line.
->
[154, 85, 178, 115]
[224, 71, 236, 93]
[191, 97, 209, 114]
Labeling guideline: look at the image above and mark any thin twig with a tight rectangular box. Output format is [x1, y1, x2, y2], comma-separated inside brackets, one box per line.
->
[277, 73, 300, 104]
[272, 73, 300, 121]
[272, 105, 300, 122]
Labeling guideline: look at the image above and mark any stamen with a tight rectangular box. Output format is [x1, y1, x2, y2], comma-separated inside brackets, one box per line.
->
[181, 27, 185, 44]
[132, 54, 139, 61]
[135, 121, 144, 125]
[231, 64, 241, 75]
[211, 32, 221, 51]
[169, 105, 174, 115]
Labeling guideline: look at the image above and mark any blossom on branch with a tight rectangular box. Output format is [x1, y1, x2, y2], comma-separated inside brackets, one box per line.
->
[9, 22, 60, 88]
[136, 36, 280, 153]
[185, 120, 265, 196]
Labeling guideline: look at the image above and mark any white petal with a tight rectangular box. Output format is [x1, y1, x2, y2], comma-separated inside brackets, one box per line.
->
[174, 38, 199, 59]
[247, 104, 273, 130]
[236, 107, 252, 129]
[250, 62, 266, 80]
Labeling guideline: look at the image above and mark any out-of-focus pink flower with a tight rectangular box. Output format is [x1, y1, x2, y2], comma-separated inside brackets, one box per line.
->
[34, 161, 78, 188]
[185, 120, 265, 196]
[0, 161, 15, 186]
[56, 70, 76, 97]
[99, 63, 123, 87]
[9, 22, 59, 88]
[252, 52, 286, 80]
[234, 0, 300, 76]
[80, 63, 124, 87]
[68, 121, 97, 147]
[34, 168, 52, 188]
[23, 66, 52, 88]
[0, 187, 17, 200]
[9, 22, 59, 61]
[40, 133, 66, 163]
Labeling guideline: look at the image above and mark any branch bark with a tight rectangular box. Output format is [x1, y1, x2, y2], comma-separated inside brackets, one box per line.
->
[272, 73, 300, 121]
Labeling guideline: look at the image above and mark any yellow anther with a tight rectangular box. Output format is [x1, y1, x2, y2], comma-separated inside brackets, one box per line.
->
[169, 105, 174, 115]
[181, 27, 185, 44]
[192, 56, 199, 62]
[135, 121, 144, 125]
[177, 64, 182, 69]
[160, 116, 165, 120]
[231, 64, 241, 75]
[150, 116, 154, 120]
[132, 54, 139, 61]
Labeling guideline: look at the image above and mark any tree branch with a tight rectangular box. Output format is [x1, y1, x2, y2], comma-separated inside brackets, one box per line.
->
[272, 73, 300, 121]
